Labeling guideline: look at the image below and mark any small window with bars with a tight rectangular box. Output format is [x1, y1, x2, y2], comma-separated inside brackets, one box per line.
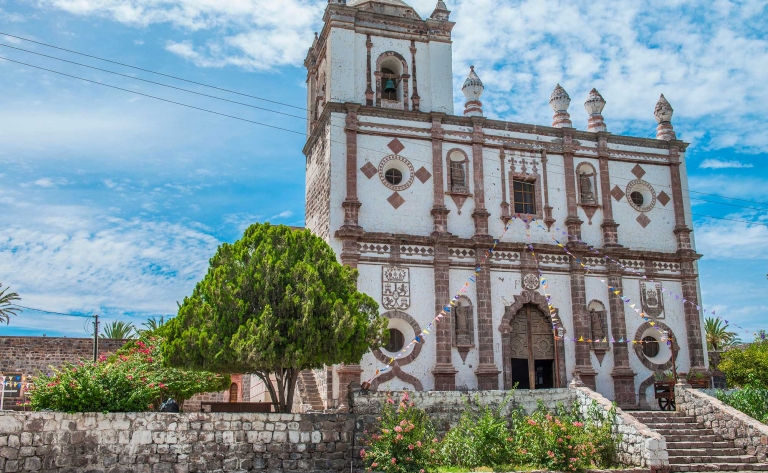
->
[513, 180, 536, 214]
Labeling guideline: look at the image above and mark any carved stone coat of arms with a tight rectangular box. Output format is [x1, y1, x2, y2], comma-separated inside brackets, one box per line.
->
[640, 282, 664, 319]
[382, 266, 410, 310]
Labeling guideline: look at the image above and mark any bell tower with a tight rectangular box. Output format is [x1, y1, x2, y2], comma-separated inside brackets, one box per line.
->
[305, 0, 456, 127]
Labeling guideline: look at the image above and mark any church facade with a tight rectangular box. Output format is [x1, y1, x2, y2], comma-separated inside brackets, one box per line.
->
[303, 0, 708, 410]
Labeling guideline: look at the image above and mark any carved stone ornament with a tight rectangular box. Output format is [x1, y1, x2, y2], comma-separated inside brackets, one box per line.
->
[522, 273, 540, 290]
[382, 266, 410, 310]
[640, 282, 665, 319]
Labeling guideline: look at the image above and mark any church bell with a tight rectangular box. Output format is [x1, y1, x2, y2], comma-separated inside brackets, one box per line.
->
[384, 78, 397, 95]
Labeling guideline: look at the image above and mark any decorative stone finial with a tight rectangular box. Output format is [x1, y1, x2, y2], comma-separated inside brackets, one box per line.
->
[584, 88, 607, 132]
[654, 94, 676, 141]
[430, 0, 451, 20]
[462, 66, 484, 117]
[549, 84, 573, 128]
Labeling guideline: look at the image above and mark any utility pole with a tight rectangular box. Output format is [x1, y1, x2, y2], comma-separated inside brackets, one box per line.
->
[92, 314, 99, 362]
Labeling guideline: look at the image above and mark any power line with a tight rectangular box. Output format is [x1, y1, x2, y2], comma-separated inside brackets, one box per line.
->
[3, 33, 765, 210]
[0, 56, 308, 137]
[0, 31, 306, 111]
[14, 305, 95, 318]
[0, 43, 307, 121]
[3, 55, 766, 230]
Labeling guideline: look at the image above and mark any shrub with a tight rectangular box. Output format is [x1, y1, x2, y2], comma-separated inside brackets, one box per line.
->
[715, 374, 768, 424]
[438, 394, 517, 469]
[362, 391, 437, 473]
[509, 401, 619, 472]
[28, 336, 228, 413]
[719, 340, 768, 388]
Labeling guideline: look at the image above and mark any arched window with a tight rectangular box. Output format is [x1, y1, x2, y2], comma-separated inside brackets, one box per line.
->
[376, 52, 409, 110]
[447, 149, 469, 194]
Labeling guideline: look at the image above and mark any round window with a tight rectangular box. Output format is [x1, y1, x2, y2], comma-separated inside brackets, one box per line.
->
[642, 336, 660, 358]
[385, 168, 403, 186]
[385, 328, 405, 352]
[625, 179, 657, 212]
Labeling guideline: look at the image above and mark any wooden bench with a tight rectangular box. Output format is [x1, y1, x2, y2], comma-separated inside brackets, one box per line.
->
[200, 402, 275, 413]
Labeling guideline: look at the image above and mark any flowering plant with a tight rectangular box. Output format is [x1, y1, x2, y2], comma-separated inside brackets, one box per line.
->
[28, 336, 228, 413]
[510, 400, 619, 471]
[361, 391, 437, 473]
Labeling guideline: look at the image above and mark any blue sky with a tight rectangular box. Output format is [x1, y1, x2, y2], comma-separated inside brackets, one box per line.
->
[0, 0, 766, 341]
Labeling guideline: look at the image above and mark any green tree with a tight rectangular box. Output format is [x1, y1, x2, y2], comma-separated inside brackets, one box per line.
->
[719, 339, 768, 388]
[161, 223, 387, 413]
[101, 321, 137, 339]
[705, 317, 740, 351]
[0, 283, 21, 325]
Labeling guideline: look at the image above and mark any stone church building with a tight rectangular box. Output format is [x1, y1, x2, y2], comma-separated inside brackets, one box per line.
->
[302, 0, 708, 410]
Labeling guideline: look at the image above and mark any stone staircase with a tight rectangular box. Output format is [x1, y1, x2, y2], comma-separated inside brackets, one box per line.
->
[631, 411, 768, 472]
[297, 370, 326, 411]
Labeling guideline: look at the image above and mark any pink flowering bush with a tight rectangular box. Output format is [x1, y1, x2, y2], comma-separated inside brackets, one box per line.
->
[361, 391, 437, 473]
[28, 336, 228, 413]
[510, 401, 619, 471]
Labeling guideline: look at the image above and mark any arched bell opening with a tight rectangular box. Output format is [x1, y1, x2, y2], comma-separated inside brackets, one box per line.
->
[375, 52, 409, 110]
[500, 291, 566, 390]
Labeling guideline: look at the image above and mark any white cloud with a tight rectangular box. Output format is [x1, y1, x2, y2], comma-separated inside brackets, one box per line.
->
[223, 212, 263, 235]
[21, 177, 69, 188]
[0, 192, 220, 335]
[133, 39, 144, 45]
[699, 159, 755, 169]
[38, 0, 326, 70]
[695, 215, 768, 260]
[33, 177, 56, 187]
[270, 210, 293, 220]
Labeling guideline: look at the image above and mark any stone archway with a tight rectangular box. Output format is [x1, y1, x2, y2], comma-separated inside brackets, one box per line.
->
[499, 290, 566, 389]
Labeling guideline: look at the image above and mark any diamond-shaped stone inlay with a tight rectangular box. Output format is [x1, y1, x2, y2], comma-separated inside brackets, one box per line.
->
[611, 185, 625, 201]
[636, 213, 651, 228]
[387, 192, 405, 209]
[414, 166, 432, 183]
[360, 162, 377, 179]
[657, 190, 670, 206]
[631, 164, 646, 179]
[388, 138, 405, 154]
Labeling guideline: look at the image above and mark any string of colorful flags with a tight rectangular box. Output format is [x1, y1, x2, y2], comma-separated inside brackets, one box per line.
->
[365, 216, 518, 384]
[547, 224, 759, 339]
[517, 214, 671, 346]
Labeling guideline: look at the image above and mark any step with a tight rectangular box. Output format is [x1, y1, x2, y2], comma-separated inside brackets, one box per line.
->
[670, 464, 768, 472]
[669, 456, 758, 465]
[633, 415, 698, 423]
[645, 422, 706, 429]
[668, 441, 735, 449]
[665, 435, 725, 442]
[655, 428, 716, 436]
[669, 449, 746, 457]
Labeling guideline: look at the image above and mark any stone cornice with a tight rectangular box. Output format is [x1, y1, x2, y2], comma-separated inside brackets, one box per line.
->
[303, 101, 691, 157]
[305, 4, 455, 70]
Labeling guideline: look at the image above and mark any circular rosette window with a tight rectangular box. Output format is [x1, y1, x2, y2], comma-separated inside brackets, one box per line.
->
[379, 155, 415, 191]
[373, 310, 423, 365]
[626, 179, 657, 212]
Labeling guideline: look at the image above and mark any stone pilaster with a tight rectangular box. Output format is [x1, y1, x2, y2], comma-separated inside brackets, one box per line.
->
[474, 242, 499, 390]
[410, 40, 420, 111]
[597, 133, 620, 246]
[338, 104, 364, 267]
[607, 262, 636, 408]
[570, 260, 596, 389]
[430, 113, 449, 235]
[433, 242, 456, 390]
[365, 36, 373, 106]
[562, 133, 583, 241]
[336, 364, 363, 411]
[470, 117, 490, 236]
[668, 147, 693, 253]
[681, 261, 708, 376]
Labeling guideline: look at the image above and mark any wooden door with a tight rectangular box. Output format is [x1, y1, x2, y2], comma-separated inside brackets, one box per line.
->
[510, 304, 555, 389]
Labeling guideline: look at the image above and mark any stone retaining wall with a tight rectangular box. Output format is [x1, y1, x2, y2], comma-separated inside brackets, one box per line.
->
[676, 384, 768, 462]
[0, 411, 354, 473]
[0, 337, 129, 377]
[572, 386, 668, 471]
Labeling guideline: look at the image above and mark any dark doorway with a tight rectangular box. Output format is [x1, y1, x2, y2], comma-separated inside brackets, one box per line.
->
[507, 303, 557, 389]
[511, 358, 531, 389]
[534, 360, 554, 389]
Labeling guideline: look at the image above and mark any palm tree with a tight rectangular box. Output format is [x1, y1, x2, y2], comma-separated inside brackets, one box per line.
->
[100, 321, 137, 339]
[705, 317, 740, 351]
[0, 284, 21, 325]
[141, 316, 166, 334]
